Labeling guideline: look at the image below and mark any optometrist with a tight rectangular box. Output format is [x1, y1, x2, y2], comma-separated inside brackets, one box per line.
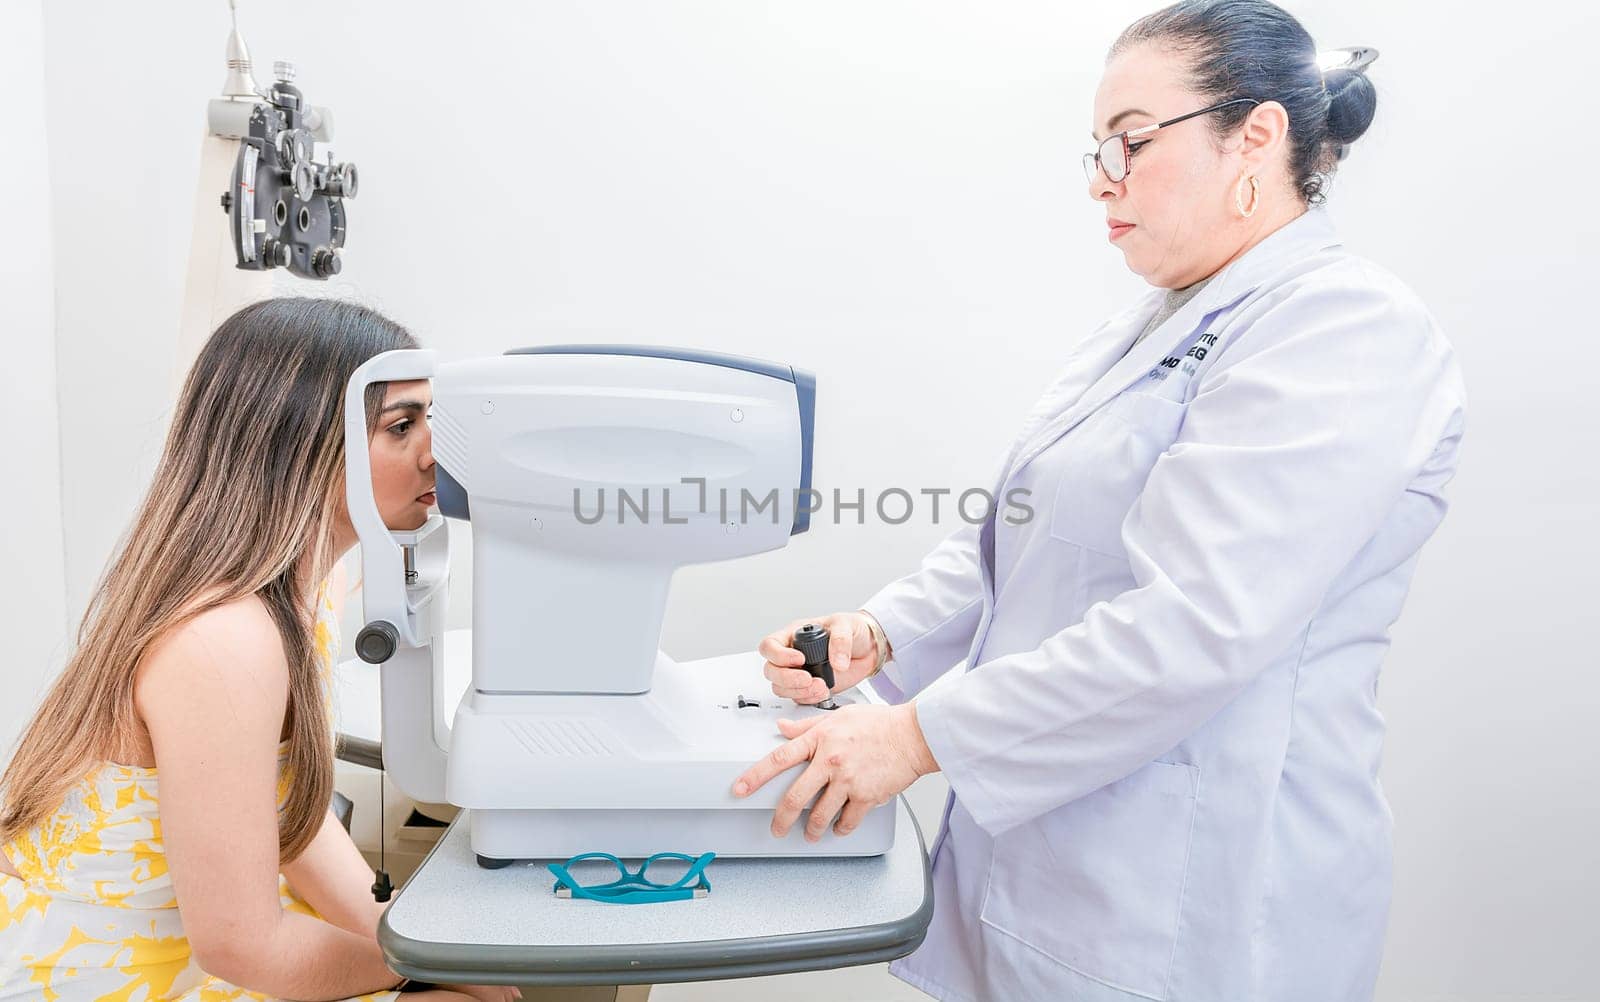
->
[732, 3, 1466, 1001]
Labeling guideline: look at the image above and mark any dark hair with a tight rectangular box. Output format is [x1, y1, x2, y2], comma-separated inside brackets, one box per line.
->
[1113, 0, 1377, 204]
[192, 296, 418, 436]
[1, 296, 419, 866]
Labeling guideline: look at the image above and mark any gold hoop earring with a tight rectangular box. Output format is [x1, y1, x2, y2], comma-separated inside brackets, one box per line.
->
[1235, 174, 1261, 218]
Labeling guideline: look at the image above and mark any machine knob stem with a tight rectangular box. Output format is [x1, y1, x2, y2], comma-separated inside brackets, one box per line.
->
[356, 621, 399, 664]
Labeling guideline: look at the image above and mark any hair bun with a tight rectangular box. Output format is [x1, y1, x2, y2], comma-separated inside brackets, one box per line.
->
[1324, 65, 1377, 149]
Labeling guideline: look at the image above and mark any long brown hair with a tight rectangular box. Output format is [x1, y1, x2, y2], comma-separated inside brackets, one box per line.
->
[1, 297, 416, 863]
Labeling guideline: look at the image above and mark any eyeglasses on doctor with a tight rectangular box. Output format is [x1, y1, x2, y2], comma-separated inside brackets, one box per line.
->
[1082, 97, 1261, 184]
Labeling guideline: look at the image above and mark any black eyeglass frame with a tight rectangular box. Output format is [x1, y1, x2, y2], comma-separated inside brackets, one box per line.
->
[1083, 97, 1262, 184]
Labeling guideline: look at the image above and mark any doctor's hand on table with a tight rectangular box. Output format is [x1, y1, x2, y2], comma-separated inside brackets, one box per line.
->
[733, 613, 940, 841]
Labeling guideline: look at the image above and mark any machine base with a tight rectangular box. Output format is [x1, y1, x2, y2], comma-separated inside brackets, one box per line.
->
[468, 802, 897, 864]
[446, 650, 898, 860]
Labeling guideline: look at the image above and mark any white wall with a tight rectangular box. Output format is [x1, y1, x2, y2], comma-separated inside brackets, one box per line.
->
[0, 0, 69, 756]
[25, 1, 1598, 999]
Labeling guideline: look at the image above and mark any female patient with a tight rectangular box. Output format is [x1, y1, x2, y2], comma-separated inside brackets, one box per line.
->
[0, 299, 514, 1001]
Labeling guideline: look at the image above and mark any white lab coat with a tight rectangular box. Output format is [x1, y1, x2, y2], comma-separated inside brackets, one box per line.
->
[862, 208, 1466, 1002]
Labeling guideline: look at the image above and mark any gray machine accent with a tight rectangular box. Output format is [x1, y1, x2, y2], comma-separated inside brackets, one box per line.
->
[506, 343, 797, 384]
[504, 345, 816, 535]
[377, 797, 932, 986]
[435, 465, 470, 521]
[789, 366, 817, 534]
[336, 733, 384, 772]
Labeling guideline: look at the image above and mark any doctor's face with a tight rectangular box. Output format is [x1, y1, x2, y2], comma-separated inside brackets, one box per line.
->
[1087, 43, 1251, 289]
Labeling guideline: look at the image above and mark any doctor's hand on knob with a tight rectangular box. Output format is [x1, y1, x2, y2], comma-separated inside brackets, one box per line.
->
[757, 612, 879, 704]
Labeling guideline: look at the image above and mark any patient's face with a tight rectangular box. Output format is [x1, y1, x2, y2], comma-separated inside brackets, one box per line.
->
[369, 379, 436, 531]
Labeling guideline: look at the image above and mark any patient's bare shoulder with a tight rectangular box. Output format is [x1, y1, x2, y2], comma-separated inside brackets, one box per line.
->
[133, 594, 290, 752]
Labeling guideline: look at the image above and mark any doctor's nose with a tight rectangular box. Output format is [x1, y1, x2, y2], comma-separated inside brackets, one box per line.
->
[1088, 164, 1120, 203]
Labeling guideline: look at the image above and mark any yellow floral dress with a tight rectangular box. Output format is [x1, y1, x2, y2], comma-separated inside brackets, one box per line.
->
[0, 586, 401, 1001]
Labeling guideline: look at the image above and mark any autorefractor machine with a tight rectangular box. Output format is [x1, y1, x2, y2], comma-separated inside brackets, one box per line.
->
[343, 345, 896, 867]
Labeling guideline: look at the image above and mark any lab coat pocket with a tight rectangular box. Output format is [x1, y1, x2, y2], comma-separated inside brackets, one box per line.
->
[979, 759, 1200, 1001]
[1049, 391, 1187, 560]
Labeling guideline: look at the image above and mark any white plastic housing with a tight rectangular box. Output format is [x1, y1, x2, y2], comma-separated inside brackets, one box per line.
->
[345, 349, 453, 803]
[430, 352, 805, 696]
[450, 652, 896, 860]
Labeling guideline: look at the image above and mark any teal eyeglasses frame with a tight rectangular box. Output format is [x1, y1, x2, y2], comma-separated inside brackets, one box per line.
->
[547, 851, 716, 904]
